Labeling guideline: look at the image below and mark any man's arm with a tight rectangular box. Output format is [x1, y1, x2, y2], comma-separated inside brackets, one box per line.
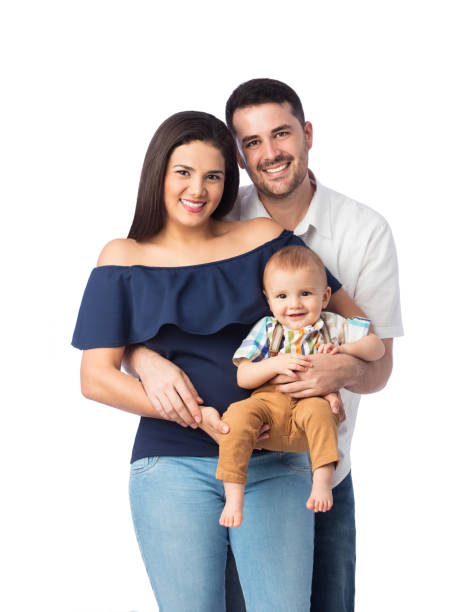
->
[275, 339, 393, 398]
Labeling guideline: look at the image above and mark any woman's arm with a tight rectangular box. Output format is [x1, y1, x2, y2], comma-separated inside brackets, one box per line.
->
[122, 345, 204, 427]
[80, 346, 166, 419]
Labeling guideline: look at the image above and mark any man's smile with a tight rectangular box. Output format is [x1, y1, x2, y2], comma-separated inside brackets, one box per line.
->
[263, 162, 290, 175]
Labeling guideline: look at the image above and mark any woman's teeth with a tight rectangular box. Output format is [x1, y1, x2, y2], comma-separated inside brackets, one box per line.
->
[180, 199, 205, 209]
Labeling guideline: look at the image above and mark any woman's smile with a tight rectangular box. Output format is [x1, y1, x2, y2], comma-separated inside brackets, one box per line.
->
[179, 198, 207, 213]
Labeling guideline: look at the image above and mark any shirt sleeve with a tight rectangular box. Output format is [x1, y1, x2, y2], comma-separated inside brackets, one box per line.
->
[232, 317, 271, 366]
[353, 221, 403, 339]
[321, 312, 370, 345]
[342, 316, 371, 344]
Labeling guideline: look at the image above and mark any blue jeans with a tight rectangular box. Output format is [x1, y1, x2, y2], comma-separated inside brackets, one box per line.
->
[226, 471, 356, 612]
[129, 452, 314, 612]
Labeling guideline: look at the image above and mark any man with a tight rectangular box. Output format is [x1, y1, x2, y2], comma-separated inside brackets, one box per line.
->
[128, 78, 403, 612]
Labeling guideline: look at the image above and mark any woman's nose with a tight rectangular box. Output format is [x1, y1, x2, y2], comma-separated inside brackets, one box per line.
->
[188, 176, 205, 197]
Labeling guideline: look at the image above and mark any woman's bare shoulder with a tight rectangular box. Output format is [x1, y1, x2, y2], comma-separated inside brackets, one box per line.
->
[96, 238, 140, 267]
[221, 218, 284, 248]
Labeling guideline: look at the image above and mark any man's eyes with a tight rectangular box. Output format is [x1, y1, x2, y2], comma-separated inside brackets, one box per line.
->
[245, 132, 290, 149]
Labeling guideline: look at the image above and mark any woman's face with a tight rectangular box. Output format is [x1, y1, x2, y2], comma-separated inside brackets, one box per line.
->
[163, 140, 226, 229]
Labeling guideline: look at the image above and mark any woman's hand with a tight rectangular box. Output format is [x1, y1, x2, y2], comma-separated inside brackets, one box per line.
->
[131, 347, 204, 428]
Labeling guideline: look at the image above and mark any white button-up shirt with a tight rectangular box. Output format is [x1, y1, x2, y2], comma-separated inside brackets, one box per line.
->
[226, 176, 403, 486]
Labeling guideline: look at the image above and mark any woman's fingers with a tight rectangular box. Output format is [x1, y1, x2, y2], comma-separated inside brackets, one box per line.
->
[159, 392, 189, 427]
[166, 387, 199, 428]
[178, 374, 203, 423]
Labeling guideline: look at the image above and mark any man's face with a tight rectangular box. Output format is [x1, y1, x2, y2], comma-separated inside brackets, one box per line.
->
[232, 102, 312, 199]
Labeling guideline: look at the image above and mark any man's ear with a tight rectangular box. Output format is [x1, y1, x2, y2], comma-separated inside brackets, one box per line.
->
[304, 121, 313, 151]
[236, 147, 246, 170]
[322, 286, 331, 309]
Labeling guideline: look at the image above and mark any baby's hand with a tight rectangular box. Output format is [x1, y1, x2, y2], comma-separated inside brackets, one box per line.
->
[273, 353, 312, 377]
[317, 343, 340, 355]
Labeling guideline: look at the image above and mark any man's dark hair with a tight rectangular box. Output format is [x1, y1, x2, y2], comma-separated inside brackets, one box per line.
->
[128, 111, 239, 241]
[225, 78, 305, 133]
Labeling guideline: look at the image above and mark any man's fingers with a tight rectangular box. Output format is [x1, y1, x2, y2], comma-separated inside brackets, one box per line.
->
[276, 380, 309, 394]
[281, 388, 318, 399]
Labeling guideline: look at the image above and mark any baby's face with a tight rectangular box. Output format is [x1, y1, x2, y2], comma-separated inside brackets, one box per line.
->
[264, 265, 331, 330]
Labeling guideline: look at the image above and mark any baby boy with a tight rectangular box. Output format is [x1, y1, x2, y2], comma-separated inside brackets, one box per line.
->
[216, 245, 385, 527]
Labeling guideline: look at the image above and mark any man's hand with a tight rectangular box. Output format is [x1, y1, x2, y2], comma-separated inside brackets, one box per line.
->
[273, 340, 393, 397]
[274, 353, 365, 398]
[129, 346, 204, 428]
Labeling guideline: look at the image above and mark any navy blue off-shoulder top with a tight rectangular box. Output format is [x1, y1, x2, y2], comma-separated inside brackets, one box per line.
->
[72, 230, 341, 462]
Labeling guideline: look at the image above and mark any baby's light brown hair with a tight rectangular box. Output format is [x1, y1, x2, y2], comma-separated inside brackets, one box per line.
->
[263, 245, 328, 289]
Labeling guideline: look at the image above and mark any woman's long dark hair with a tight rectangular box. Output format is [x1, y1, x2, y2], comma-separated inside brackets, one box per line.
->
[128, 111, 239, 241]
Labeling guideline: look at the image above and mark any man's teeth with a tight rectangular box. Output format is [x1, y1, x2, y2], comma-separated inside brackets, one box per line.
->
[265, 163, 289, 173]
[181, 199, 205, 208]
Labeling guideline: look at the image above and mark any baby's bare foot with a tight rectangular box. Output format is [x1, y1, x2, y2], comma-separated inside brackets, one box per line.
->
[220, 482, 245, 527]
[219, 504, 243, 528]
[306, 464, 334, 512]
[306, 482, 333, 512]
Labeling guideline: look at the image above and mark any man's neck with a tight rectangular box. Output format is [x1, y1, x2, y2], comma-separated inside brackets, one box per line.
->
[257, 174, 315, 231]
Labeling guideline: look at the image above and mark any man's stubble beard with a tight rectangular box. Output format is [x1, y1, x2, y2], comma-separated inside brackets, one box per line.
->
[248, 149, 310, 201]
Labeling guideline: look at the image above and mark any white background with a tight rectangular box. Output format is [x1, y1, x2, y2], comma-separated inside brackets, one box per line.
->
[2, 1, 470, 610]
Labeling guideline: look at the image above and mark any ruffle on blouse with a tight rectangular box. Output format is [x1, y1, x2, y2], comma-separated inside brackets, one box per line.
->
[71, 231, 341, 350]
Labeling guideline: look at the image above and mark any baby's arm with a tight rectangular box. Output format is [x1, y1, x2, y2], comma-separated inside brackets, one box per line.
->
[318, 334, 385, 362]
[237, 354, 312, 389]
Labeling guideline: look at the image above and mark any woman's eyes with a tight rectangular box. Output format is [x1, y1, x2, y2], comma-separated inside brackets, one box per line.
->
[176, 170, 221, 181]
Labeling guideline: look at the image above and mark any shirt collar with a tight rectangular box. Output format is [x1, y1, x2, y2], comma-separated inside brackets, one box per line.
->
[295, 172, 332, 239]
[243, 171, 332, 239]
[277, 317, 325, 335]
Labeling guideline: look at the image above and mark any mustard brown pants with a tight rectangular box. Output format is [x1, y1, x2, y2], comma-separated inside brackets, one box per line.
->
[216, 384, 340, 484]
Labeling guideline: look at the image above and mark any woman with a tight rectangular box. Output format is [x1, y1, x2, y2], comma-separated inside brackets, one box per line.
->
[73, 111, 350, 611]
